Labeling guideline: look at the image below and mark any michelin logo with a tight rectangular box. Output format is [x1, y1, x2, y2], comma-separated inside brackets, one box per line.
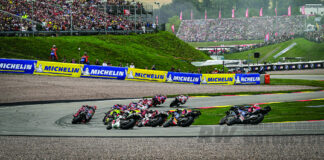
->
[127, 70, 134, 79]
[173, 76, 200, 83]
[235, 75, 260, 84]
[167, 75, 173, 82]
[35, 63, 43, 72]
[0, 63, 33, 70]
[81, 66, 90, 76]
[201, 76, 207, 84]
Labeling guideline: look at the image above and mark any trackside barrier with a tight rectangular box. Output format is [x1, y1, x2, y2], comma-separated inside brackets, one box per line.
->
[200, 74, 235, 85]
[80, 65, 128, 80]
[0, 58, 263, 85]
[34, 61, 83, 77]
[166, 72, 202, 84]
[0, 58, 36, 74]
[234, 74, 261, 85]
[125, 68, 167, 82]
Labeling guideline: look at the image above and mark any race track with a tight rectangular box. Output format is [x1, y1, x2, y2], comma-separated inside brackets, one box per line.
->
[1, 91, 324, 137]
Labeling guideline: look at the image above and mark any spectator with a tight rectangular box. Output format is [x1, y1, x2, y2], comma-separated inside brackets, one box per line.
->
[151, 64, 156, 70]
[62, 57, 66, 63]
[118, 62, 122, 67]
[129, 62, 135, 68]
[71, 58, 76, 63]
[107, 60, 112, 66]
[95, 59, 100, 65]
[102, 61, 108, 66]
[197, 68, 201, 74]
[80, 52, 89, 65]
[125, 63, 129, 68]
[50, 45, 58, 61]
[170, 66, 175, 72]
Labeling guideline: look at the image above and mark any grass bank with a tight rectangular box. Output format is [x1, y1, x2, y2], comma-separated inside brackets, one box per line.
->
[223, 38, 324, 63]
[0, 31, 215, 72]
[193, 100, 324, 125]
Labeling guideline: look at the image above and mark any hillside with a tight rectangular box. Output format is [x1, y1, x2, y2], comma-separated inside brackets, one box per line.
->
[223, 38, 324, 63]
[0, 32, 211, 72]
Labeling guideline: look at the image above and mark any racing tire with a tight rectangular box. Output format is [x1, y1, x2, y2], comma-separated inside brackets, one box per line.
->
[179, 116, 194, 127]
[163, 120, 172, 127]
[226, 116, 237, 126]
[250, 114, 264, 125]
[150, 117, 163, 127]
[72, 116, 82, 124]
[106, 123, 112, 130]
[120, 119, 136, 129]
[219, 117, 227, 125]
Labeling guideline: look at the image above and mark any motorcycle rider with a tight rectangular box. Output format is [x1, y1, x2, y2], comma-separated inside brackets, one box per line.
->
[178, 95, 188, 104]
[248, 104, 261, 113]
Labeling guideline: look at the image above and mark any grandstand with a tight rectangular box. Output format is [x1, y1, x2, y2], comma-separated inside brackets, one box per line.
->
[0, 0, 155, 35]
[177, 15, 307, 42]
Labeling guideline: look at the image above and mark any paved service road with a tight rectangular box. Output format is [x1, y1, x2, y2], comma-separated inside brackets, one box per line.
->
[271, 75, 324, 80]
[0, 91, 323, 137]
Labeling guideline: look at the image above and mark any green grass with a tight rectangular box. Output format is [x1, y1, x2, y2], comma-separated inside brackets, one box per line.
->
[270, 78, 324, 88]
[223, 38, 324, 63]
[0, 31, 213, 72]
[156, 79, 323, 98]
[188, 40, 263, 48]
[193, 100, 324, 125]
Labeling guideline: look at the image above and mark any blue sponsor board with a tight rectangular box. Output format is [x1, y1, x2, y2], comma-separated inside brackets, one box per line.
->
[234, 74, 260, 85]
[166, 72, 201, 84]
[0, 58, 36, 74]
[80, 65, 127, 80]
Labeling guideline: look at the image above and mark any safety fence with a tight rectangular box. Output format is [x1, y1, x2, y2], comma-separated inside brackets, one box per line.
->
[0, 58, 260, 85]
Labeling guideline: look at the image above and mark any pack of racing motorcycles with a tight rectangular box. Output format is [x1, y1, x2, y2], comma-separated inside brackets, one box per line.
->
[72, 95, 272, 129]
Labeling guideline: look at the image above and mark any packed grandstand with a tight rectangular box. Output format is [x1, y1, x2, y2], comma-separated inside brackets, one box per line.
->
[176, 15, 307, 42]
[0, 0, 154, 32]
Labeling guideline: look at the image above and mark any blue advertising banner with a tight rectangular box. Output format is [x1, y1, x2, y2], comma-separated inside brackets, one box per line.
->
[0, 58, 36, 74]
[80, 65, 127, 80]
[234, 74, 260, 85]
[166, 72, 201, 84]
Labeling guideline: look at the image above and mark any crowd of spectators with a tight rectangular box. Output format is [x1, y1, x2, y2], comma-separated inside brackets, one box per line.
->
[177, 15, 307, 42]
[304, 30, 324, 43]
[0, 0, 153, 32]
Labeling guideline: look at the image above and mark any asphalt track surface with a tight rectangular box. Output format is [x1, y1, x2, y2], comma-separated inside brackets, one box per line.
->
[1, 91, 324, 137]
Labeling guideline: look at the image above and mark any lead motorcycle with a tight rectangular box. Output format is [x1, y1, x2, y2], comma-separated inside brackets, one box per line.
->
[219, 105, 271, 126]
[163, 109, 201, 127]
[72, 105, 97, 124]
[169, 95, 189, 108]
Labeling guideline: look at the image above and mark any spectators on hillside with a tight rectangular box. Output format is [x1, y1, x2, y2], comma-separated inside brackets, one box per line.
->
[0, 0, 152, 32]
[177, 15, 306, 42]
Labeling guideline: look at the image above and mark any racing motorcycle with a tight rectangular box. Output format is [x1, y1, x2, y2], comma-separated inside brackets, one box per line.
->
[163, 109, 201, 127]
[138, 110, 169, 127]
[102, 109, 122, 125]
[106, 113, 141, 130]
[169, 95, 189, 108]
[152, 95, 167, 107]
[72, 105, 97, 124]
[219, 105, 271, 126]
